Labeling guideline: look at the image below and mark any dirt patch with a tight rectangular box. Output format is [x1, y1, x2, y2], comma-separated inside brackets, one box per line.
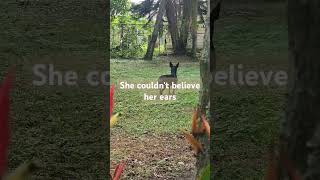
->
[111, 131, 196, 180]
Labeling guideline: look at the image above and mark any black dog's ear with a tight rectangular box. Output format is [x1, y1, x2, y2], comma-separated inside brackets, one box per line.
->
[170, 62, 173, 67]
[176, 62, 179, 68]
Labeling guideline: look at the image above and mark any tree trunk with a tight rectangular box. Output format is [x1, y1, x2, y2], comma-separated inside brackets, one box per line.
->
[179, 0, 192, 52]
[196, 0, 221, 179]
[144, 0, 166, 60]
[210, 1, 220, 68]
[193, 0, 222, 178]
[178, 0, 182, 18]
[281, 0, 320, 179]
[209, 1, 221, 179]
[166, 0, 183, 55]
[191, 0, 198, 58]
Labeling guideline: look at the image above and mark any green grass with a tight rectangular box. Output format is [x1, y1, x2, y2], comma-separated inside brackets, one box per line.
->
[111, 58, 286, 179]
[211, 2, 288, 179]
[216, 2, 288, 64]
[211, 86, 285, 179]
[111, 59, 200, 135]
[0, 0, 108, 179]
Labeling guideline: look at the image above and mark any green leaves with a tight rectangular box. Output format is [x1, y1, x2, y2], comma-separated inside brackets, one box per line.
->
[111, 17, 152, 58]
[111, 7, 154, 58]
[111, 0, 131, 18]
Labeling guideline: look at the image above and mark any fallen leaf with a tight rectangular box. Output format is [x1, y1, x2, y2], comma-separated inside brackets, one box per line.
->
[112, 161, 125, 180]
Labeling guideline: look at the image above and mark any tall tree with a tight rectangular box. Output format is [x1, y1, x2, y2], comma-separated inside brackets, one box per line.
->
[209, 1, 221, 178]
[196, 0, 220, 178]
[281, 0, 320, 179]
[179, 0, 192, 51]
[166, 0, 184, 54]
[191, 0, 199, 57]
[141, 0, 205, 58]
[144, 0, 166, 60]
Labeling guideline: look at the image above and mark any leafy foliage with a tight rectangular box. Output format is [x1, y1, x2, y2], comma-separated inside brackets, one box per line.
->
[111, 2, 154, 58]
[111, 0, 131, 18]
[131, 0, 160, 19]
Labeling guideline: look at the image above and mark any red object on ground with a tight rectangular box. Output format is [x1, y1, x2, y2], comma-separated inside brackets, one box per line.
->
[0, 69, 14, 177]
[112, 161, 125, 180]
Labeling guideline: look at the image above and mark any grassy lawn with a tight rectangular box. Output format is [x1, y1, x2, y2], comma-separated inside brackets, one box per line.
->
[110, 57, 199, 179]
[1, 1, 107, 179]
[111, 57, 200, 135]
[111, 2, 288, 179]
[212, 2, 288, 179]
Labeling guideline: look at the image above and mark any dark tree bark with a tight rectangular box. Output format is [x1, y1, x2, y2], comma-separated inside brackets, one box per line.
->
[179, 0, 192, 51]
[191, 0, 198, 57]
[196, 0, 221, 179]
[209, 1, 221, 178]
[144, 0, 166, 60]
[166, 0, 184, 54]
[210, 1, 220, 67]
[196, 0, 210, 175]
[200, 0, 221, 179]
[281, 0, 320, 179]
